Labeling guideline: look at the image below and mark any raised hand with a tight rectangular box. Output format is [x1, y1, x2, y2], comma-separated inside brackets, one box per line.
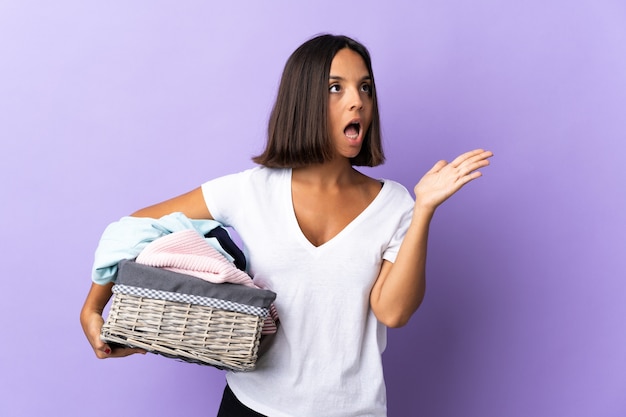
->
[413, 149, 493, 211]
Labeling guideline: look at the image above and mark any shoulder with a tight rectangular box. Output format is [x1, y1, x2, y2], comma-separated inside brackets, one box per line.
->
[250, 166, 290, 180]
[203, 166, 289, 187]
[381, 179, 414, 201]
[354, 169, 410, 199]
[377, 179, 415, 216]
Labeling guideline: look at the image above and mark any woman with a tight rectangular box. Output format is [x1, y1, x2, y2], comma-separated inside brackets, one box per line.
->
[81, 34, 492, 416]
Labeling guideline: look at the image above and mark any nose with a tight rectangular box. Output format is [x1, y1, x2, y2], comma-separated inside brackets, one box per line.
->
[348, 86, 363, 110]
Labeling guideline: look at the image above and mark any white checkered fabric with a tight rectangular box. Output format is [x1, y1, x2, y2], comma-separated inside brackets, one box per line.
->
[113, 284, 269, 317]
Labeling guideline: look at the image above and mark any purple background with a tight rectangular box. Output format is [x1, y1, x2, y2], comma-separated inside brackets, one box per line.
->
[1, 1, 625, 416]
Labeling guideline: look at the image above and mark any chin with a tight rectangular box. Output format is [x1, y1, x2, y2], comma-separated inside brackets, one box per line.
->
[344, 149, 362, 159]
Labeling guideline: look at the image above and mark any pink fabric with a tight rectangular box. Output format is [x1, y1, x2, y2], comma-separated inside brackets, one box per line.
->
[136, 229, 256, 287]
[135, 229, 278, 334]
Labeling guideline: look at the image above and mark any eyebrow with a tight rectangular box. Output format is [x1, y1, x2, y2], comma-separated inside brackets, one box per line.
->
[329, 75, 372, 82]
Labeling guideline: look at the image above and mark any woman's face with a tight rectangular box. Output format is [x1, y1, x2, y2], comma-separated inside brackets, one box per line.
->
[327, 48, 373, 160]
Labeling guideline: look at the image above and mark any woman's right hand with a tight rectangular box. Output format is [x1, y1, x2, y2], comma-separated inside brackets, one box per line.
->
[80, 282, 146, 358]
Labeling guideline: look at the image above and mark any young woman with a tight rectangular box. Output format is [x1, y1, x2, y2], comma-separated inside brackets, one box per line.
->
[81, 34, 492, 416]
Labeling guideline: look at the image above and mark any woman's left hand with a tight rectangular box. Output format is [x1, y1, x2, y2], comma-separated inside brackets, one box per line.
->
[413, 149, 493, 211]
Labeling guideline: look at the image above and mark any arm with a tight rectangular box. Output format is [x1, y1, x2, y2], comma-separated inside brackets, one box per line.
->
[370, 149, 493, 328]
[131, 187, 213, 219]
[80, 187, 212, 358]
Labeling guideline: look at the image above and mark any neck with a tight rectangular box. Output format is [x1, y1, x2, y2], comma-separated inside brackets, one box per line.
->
[292, 158, 358, 187]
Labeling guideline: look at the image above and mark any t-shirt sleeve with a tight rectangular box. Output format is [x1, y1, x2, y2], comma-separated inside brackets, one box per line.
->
[200, 168, 256, 228]
[381, 184, 415, 263]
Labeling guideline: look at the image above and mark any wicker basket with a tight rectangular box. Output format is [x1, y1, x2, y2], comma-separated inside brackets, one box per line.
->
[101, 260, 276, 371]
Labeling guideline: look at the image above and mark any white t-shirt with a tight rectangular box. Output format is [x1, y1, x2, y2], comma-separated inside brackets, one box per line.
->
[201, 167, 414, 417]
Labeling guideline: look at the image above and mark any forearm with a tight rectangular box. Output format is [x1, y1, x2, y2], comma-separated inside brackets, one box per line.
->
[370, 206, 434, 327]
[80, 281, 114, 318]
[80, 282, 113, 357]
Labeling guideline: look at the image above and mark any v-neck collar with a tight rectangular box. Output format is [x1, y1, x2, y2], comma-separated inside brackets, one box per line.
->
[285, 168, 387, 252]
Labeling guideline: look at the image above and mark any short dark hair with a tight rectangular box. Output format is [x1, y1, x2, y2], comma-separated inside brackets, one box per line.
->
[252, 34, 384, 168]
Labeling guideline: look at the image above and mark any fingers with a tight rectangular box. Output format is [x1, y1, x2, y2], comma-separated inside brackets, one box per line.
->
[82, 309, 146, 359]
[90, 329, 118, 359]
[448, 149, 492, 179]
[414, 149, 492, 210]
[450, 149, 493, 168]
[92, 328, 146, 358]
[94, 339, 112, 358]
[429, 149, 492, 173]
[432, 149, 491, 193]
[96, 341, 147, 358]
[427, 159, 448, 174]
[108, 345, 147, 358]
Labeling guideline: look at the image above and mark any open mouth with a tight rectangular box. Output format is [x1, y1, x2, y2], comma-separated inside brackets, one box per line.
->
[344, 121, 361, 140]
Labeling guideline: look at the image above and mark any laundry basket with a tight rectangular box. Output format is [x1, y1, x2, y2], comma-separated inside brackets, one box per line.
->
[101, 260, 276, 371]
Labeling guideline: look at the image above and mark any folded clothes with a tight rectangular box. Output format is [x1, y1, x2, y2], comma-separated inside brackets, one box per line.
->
[136, 229, 255, 287]
[92, 212, 244, 284]
[127, 229, 279, 334]
[117, 260, 276, 310]
[206, 225, 246, 271]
